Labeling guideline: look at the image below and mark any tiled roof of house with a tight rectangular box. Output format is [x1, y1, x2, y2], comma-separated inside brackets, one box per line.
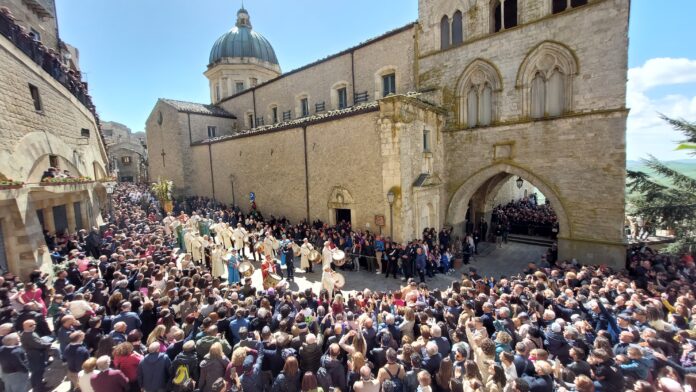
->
[161, 99, 236, 118]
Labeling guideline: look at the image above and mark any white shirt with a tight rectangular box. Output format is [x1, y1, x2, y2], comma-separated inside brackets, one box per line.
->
[78, 370, 96, 392]
[68, 300, 93, 318]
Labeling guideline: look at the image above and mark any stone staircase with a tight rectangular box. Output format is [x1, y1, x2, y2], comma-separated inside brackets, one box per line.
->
[507, 234, 555, 247]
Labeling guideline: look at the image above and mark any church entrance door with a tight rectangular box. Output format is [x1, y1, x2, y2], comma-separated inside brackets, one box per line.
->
[335, 209, 351, 225]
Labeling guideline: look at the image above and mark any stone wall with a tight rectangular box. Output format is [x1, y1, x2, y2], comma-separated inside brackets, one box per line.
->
[216, 25, 416, 129]
[418, 0, 628, 121]
[0, 34, 107, 182]
[0, 30, 107, 278]
[181, 110, 386, 232]
[1, 0, 59, 51]
[187, 113, 236, 143]
[145, 103, 189, 192]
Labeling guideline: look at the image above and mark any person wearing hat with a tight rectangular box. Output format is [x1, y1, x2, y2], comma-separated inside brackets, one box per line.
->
[226, 248, 241, 285]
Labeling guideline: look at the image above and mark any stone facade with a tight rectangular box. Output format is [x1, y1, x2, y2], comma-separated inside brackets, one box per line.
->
[147, 0, 629, 267]
[0, 2, 108, 278]
[102, 121, 148, 182]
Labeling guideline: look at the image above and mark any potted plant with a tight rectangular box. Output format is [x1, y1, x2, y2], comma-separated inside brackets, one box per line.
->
[151, 179, 174, 212]
[0, 177, 24, 190]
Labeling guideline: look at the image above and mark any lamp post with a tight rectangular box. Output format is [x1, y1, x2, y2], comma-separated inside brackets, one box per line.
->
[387, 190, 395, 239]
[105, 182, 115, 222]
[516, 177, 524, 189]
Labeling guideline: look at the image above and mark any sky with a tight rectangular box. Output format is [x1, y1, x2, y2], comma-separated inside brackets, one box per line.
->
[54, 1, 696, 161]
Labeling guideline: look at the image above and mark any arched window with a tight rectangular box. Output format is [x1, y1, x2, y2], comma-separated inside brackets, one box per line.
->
[492, 1, 502, 33]
[467, 87, 479, 127]
[452, 11, 463, 45]
[517, 41, 578, 119]
[530, 72, 546, 119]
[457, 59, 502, 128]
[504, 0, 517, 29]
[546, 69, 565, 117]
[480, 84, 493, 126]
[440, 15, 450, 49]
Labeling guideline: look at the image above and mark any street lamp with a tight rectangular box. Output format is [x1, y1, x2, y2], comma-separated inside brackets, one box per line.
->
[387, 190, 395, 239]
[105, 182, 115, 221]
[516, 177, 524, 189]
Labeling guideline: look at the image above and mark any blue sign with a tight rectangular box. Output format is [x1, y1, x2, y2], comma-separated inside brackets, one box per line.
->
[250, 192, 255, 201]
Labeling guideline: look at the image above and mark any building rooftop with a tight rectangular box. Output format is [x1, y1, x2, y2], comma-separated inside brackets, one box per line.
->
[161, 99, 237, 118]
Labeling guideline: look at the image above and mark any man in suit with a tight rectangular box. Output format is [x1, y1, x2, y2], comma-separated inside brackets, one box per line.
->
[20, 319, 52, 392]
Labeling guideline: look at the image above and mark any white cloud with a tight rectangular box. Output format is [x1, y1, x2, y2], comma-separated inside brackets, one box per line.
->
[626, 57, 696, 160]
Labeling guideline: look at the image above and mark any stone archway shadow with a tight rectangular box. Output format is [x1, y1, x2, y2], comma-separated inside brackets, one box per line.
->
[446, 162, 571, 238]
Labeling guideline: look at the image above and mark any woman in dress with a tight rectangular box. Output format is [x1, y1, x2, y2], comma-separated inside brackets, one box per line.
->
[227, 248, 241, 285]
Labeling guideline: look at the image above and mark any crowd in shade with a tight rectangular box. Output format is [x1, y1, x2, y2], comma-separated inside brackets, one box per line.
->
[0, 183, 695, 392]
[491, 196, 559, 239]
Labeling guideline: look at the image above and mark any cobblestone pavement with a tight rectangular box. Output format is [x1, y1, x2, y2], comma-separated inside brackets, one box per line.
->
[235, 241, 547, 294]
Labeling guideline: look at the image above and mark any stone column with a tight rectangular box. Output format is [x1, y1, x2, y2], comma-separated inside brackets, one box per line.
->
[79, 199, 89, 229]
[43, 207, 55, 234]
[66, 197, 76, 233]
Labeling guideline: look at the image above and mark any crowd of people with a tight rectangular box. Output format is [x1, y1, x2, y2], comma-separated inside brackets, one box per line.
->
[0, 183, 694, 392]
[491, 196, 559, 239]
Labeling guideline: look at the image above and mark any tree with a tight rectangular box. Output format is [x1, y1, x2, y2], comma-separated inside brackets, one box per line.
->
[626, 115, 696, 253]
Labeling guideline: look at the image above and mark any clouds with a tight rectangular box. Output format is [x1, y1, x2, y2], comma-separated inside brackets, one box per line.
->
[627, 57, 696, 159]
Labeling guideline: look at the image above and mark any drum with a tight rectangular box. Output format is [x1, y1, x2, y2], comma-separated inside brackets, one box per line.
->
[263, 272, 282, 289]
[308, 249, 321, 264]
[254, 243, 265, 254]
[332, 250, 346, 266]
[334, 272, 345, 289]
[239, 261, 255, 278]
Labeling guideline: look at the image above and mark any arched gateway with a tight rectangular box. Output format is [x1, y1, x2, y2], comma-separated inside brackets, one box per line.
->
[446, 162, 570, 238]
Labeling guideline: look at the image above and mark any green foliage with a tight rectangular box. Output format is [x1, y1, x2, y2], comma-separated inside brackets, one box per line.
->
[151, 178, 174, 203]
[627, 116, 696, 253]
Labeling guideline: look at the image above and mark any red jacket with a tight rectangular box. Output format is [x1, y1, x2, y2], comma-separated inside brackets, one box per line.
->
[113, 353, 142, 381]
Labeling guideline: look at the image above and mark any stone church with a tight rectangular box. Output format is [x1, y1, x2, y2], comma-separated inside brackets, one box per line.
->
[146, 0, 629, 267]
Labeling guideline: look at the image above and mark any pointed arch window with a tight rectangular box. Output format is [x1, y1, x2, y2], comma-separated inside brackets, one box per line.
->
[480, 84, 493, 126]
[546, 69, 565, 117]
[467, 87, 479, 128]
[440, 15, 450, 49]
[518, 41, 578, 119]
[458, 60, 502, 128]
[530, 72, 546, 119]
[452, 11, 463, 45]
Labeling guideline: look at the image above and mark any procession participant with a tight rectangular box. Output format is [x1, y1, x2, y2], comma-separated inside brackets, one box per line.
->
[263, 232, 277, 259]
[220, 223, 233, 249]
[162, 213, 176, 236]
[227, 248, 241, 286]
[191, 233, 205, 265]
[300, 238, 314, 273]
[261, 254, 277, 290]
[279, 234, 291, 266]
[183, 227, 195, 255]
[232, 223, 248, 257]
[375, 235, 385, 275]
[282, 241, 295, 282]
[203, 234, 213, 270]
[321, 241, 337, 300]
[209, 219, 223, 244]
[211, 243, 225, 279]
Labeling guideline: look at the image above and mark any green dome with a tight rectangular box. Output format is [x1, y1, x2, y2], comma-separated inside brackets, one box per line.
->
[208, 8, 279, 66]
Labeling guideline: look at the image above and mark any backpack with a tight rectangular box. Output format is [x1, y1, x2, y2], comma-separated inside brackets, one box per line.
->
[172, 363, 194, 391]
[385, 366, 404, 392]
